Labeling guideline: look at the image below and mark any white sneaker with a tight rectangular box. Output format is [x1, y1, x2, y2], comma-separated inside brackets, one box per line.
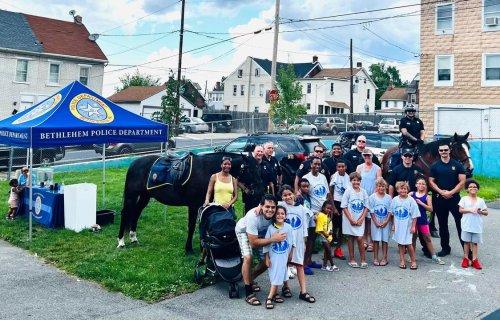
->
[287, 267, 295, 279]
[329, 264, 340, 272]
[289, 266, 297, 276]
[321, 266, 330, 271]
[433, 257, 445, 265]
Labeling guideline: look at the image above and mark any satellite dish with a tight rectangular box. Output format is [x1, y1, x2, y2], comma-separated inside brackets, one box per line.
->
[88, 34, 100, 41]
[69, 10, 76, 16]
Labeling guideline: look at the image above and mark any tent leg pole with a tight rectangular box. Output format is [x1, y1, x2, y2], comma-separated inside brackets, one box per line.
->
[102, 145, 105, 209]
[29, 148, 33, 242]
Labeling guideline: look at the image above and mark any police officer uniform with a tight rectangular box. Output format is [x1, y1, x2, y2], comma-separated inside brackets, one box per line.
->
[399, 106, 425, 150]
[241, 156, 271, 213]
[263, 155, 282, 194]
[343, 148, 381, 167]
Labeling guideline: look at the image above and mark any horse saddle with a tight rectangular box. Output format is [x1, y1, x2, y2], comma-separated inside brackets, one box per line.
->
[146, 152, 192, 190]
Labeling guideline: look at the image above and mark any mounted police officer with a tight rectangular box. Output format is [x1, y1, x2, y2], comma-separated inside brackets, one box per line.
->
[399, 105, 425, 152]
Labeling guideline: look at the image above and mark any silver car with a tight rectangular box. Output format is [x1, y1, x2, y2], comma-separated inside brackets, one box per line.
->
[274, 118, 318, 136]
[180, 117, 209, 133]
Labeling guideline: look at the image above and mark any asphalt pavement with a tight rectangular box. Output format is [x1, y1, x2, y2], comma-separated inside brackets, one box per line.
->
[1, 205, 499, 320]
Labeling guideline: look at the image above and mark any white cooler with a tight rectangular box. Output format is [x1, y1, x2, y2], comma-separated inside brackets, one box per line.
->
[64, 183, 97, 232]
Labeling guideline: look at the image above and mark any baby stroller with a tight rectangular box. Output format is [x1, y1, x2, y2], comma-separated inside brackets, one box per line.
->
[194, 204, 242, 298]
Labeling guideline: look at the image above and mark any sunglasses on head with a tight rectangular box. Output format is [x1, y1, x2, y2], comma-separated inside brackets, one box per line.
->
[222, 156, 232, 162]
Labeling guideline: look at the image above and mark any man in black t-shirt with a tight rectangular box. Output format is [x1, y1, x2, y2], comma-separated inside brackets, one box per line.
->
[238, 146, 271, 213]
[262, 141, 282, 196]
[429, 142, 466, 257]
[323, 142, 354, 175]
[343, 135, 381, 167]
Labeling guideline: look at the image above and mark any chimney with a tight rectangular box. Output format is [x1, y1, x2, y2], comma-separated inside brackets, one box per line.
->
[356, 62, 362, 68]
[74, 15, 83, 25]
[387, 81, 393, 91]
[215, 82, 221, 90]
[312, 55, 318, 63]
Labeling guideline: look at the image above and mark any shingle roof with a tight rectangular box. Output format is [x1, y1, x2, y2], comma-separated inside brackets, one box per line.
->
[0, 9, 107, 61]
[108, 86, 166, 103]
[325, 101, 350, 109]
[314, 68, 362, 80]
[252, 57, 318, 78]
[0, 10, 41, 52]
[380, 87, 407, 101]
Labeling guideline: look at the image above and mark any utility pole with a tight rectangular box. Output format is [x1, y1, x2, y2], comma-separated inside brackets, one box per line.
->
[176, 0, 185, 125]
[349, 38, 353, 114]
[270, 0, 280, 89]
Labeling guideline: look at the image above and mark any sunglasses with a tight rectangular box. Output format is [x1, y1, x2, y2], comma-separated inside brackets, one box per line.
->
[314, 150, 324, 153]
[403, 154, 413, 158]
[357, 140, 366, 143]
[438, 149, 449, 152]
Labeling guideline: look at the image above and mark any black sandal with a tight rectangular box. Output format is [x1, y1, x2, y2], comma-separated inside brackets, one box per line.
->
[251, 282, 261, 292]
[245, 293, 261, 306]
[281, 286, 292, 298]
[272, 294, 284, 303]
[299, 292, 316, 303]
[266, 298, 274, 309]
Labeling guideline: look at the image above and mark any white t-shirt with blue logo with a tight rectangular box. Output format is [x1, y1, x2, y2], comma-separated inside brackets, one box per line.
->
[330, 172, 352, 202]
[341, 187, 369, 236]
[390, 196, 420, 245]
[263, 223, 294, 285]
[303, 172, 329, 213]
[368, 193, 392, 242]
[279, 201, 312, 264]
[458, 196, 487, 234]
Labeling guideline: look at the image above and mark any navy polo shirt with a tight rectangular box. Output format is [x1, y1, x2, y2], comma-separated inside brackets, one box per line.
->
[263, 155, 282, 184]
[430, 159, 466, 191]
[388, 163, 424, 195]
[343, 149, 381, 167]
[399, 116, 424, 145]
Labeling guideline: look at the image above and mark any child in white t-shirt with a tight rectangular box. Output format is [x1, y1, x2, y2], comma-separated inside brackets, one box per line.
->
[458, 179, 488, 270]
[329, 160, 351, 261]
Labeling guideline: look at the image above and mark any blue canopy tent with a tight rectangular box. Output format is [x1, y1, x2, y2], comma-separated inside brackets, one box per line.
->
[0, 81, 168, 240]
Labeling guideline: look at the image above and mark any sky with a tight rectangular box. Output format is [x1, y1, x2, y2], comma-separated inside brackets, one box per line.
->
[0, 0, 421, 97]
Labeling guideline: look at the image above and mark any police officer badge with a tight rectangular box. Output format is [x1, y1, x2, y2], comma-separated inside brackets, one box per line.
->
[299, 163, 304, 170]
[452, 166, 456, 171]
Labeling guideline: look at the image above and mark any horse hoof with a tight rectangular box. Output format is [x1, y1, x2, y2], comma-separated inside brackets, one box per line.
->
[117, 238, 126, 248]
[117, 244, 125, 249]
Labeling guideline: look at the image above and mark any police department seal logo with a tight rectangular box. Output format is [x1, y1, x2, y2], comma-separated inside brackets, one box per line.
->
[34, 195, 42, 217]
[12, 94, 62, 124]
[70, 93, 114, 124]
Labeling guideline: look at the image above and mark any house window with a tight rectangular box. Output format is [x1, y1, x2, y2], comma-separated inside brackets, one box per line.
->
[15, 59, 28, 82]
[318, 105, 323, 114]
[224, 105, 230, 111]
[251, 84, 256, 97]
[254, 106, 259, 113]
[233, 85, 237, 96]
[233, 105, 238, 111]
[367, 89, 370, 99]
[330, 83, 334, 95]
[259, 84, 264, 97]
[240, 85, 245, 96]
[436, 3, 454, 34]
[385, 101, 389, 108]
[435, 55, 454, 86]
[352, 84, 358, 93]
[482, 53, 500, 86]
[483, 0, 500, 31]
[306, 103, 311, 110]
[238, 69, 243, 78]
[307, 83, 311, 94]
[255, 68, 260, 77]
[410, 94, 416, 103]
[79, 66, 90, 85]
[48, 62, 61, 85]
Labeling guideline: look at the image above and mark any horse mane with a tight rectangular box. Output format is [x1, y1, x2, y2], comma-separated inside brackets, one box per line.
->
[418, 133, 470, 157]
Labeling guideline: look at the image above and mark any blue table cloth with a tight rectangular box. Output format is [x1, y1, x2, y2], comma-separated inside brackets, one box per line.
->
[22, 187, 65, 228]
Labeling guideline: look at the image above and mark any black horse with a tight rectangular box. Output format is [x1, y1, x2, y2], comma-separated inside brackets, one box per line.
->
[117, 152, 263, 253]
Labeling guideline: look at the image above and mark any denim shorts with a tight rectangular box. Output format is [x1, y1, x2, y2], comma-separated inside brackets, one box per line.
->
[461, 231, 482, 244]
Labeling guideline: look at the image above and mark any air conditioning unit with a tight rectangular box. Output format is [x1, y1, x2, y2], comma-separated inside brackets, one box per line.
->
[485, 17, 499, 26]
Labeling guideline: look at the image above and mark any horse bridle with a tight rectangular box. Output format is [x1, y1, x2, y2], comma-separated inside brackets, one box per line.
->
[450, 142, 472, 167]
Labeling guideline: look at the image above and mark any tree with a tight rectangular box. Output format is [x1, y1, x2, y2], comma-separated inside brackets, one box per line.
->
[115, 69, 161, 92]
[270, 65, 307, 131]
[368, 63, 404, 109]
[151, 71, 183, 138]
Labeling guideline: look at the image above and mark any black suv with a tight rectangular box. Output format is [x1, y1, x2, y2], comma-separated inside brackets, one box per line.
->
[201, 113, 233, 133]
[214, 133, 329, 186]
[0, 145, 65, 171]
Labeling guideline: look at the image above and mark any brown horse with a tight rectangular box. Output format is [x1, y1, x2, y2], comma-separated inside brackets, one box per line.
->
[381, 132, 474, 179]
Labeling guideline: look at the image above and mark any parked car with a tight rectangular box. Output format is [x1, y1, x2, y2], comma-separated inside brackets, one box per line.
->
[335, 131, 399, 161]
[93, 139, 175, 156]
[201, 113, 233, 133]
[378, 118, 400, 133]
[213, 133, 329, 186]
[351, 120, 378, 131]
[180, 117, 209, 133]
[0, 145, 65, 171]
[273, 118, 318, 136]
[314, 116, 352, 135]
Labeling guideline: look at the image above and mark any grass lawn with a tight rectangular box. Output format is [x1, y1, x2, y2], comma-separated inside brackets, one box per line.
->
[0, 169, 498, 302]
